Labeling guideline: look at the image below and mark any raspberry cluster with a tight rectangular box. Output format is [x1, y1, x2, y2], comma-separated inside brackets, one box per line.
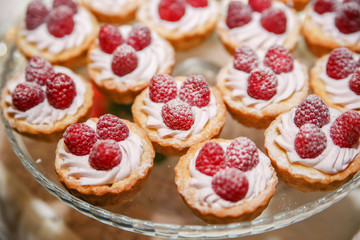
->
[158, 0, 208, 22]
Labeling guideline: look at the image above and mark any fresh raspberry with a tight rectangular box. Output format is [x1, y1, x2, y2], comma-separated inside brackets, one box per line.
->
[195, 142, 225, 176]
[294, 123, 327, 158]
[126, 23, 152, 51]
[46, 73, 76, 109]
[11, 82, 45, 111]
[212, 168, 249, 202]
[233, 46, 260, 73]
[158, 0, 186, 22]
[89, 140, 122, 171]
[53, 0, 78, 14]
[149, 73, 177, 103]
[161, 99, 194, 130]
[96, 114, 129, 142]
[98, 24, 123, 54]
[330, 111, 360, 148]
[226, 1, 252, 29]
[25, 0, 49, 30]
[263, 45, 294, 74]
[294, 94, 330, 128]
[260, 8, 287, 34]
[349, 70, 360, 95]
[225, 137, 259, 172]
[186, 0, 208, 7]
[111, 44, 138, 77]
[326, 48, 357, 80]
[249, 0, 272, 12]
[63, 123, 97, 156]
[46, 5, 75, 38]
[25, 56, 54, 86]
[247, 67, 278, 100]
[335, 3, 360, 34]
[313, 0, 337, 14]
[179, 75, 210, 108]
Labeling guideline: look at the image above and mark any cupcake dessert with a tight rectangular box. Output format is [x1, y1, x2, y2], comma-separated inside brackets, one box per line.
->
[87, 23, 175, 104]
[55, 114, 155, 205]
[217, 45, 309, 129]
[132, 73, 227, 156]
[175, 137, 278, 223]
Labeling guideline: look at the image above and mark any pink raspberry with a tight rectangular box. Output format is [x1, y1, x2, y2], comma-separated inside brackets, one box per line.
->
[25, 56, 54, 86]
[89, 139, 122, 171]
[161, 99, 194, 130]
[158, 0, 186, 22]
[249, 0, 272, 12]
[330, 110, 360, 148]
[247, 67, 278, 100]
[25, 0, 49, 30]
[349, 70, 360, 95]
[11, 82, 45, 111]
[96, 114, 129, 142]
[225, 137, 259, 172]
[212, 168, 249, 202]
[99, 24, 123, 54]
[326, 48, 357, 80]
[46, 73, 76, 109]
[46, 5, 75, 38]
[294, 123, 327, 158]
[294, 94, 330, 128]
[226, 1, 252, 29]
[260, 7, 287, 34]
[111, 44, 138, 77]
[195, 142, 226, 176]
[313, 0, 337, 14]
[179, 75, 211, 108]
[126, 23, 152, 51]
[233, 46, 260, 73]
[149, 73, 177, 103]
[186, 0, 208, 7]
[335, 2, 360, 34]
[63, 123, 97, 156]
[263, 45, 294, 74]
[53, 0, 78, 14]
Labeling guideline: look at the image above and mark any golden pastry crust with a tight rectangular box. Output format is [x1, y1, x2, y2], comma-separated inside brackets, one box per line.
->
[264, 115, 360, 192]
[55, 118, 155, 206]
[131, 76, 227, 156]
[274, 0, 310, 11]
[175, 139, 278, 224]
[216, 62, 309, 129]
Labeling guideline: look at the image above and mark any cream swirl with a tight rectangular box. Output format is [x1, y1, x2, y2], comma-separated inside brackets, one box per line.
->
[5, 66, 86, 125]
[189, 142, 274, 208]
[21, 7, 93, 54]
[89, 25, 174, 84]
[86, 0, 129, 14]
[59, 119, 144, 186]
[275, 108, 360, 174]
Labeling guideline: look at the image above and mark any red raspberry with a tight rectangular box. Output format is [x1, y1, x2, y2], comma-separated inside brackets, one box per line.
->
[225, 137, 259, 172]
[96, 114, 129, 142]
[249, 0, 272, 12]
[63, 123, 97, 156]
[111, 44, 138, 77]
[294, 94, 330, 128]
[212, 168, 249, 202]
[25, 56, 54, 86]
[326, 48, 357, 80]
[233, 46, 260, 73]
[89, 140, 122, 171]
[294, 123, 327, 158]
[335, 3, 360, 34]
[99, 24, 123, 54]
[149, 73, 177, 103]
[46, 5, 75, 38]
[11, 82, 45, 111]
[126, 23, 152, 51]
[53, 0, 78, 14]
[226, 1, 252, 29]
[46, 73, 76, 109]
[330, 110, 360, 148]
[263, 45, 294, 74]
[313, 0, 337, 14]
[247, 67, 278, 100]
[158, 0, 186, 22]
[260, 8, 287, 34]
[25, 0, 49, 30]
[349, 70, 360, 95]
[195, 142, 225, 176]
[179, 75, 210, 108]
[161, 99, 194, 130]
[186, 0, 208, 7]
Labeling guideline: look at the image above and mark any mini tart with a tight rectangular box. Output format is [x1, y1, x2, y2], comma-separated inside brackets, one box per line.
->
[55, 118, 155, 206]
[136, 0, 219, 51]
[175, 139, 278, 224]
[132, 76, 227, 156]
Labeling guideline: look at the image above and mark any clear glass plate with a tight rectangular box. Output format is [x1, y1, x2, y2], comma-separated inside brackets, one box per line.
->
[1, 25, 360, 239]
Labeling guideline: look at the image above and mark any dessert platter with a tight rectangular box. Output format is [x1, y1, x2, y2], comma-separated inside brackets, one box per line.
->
[1, 0, 360, 239]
